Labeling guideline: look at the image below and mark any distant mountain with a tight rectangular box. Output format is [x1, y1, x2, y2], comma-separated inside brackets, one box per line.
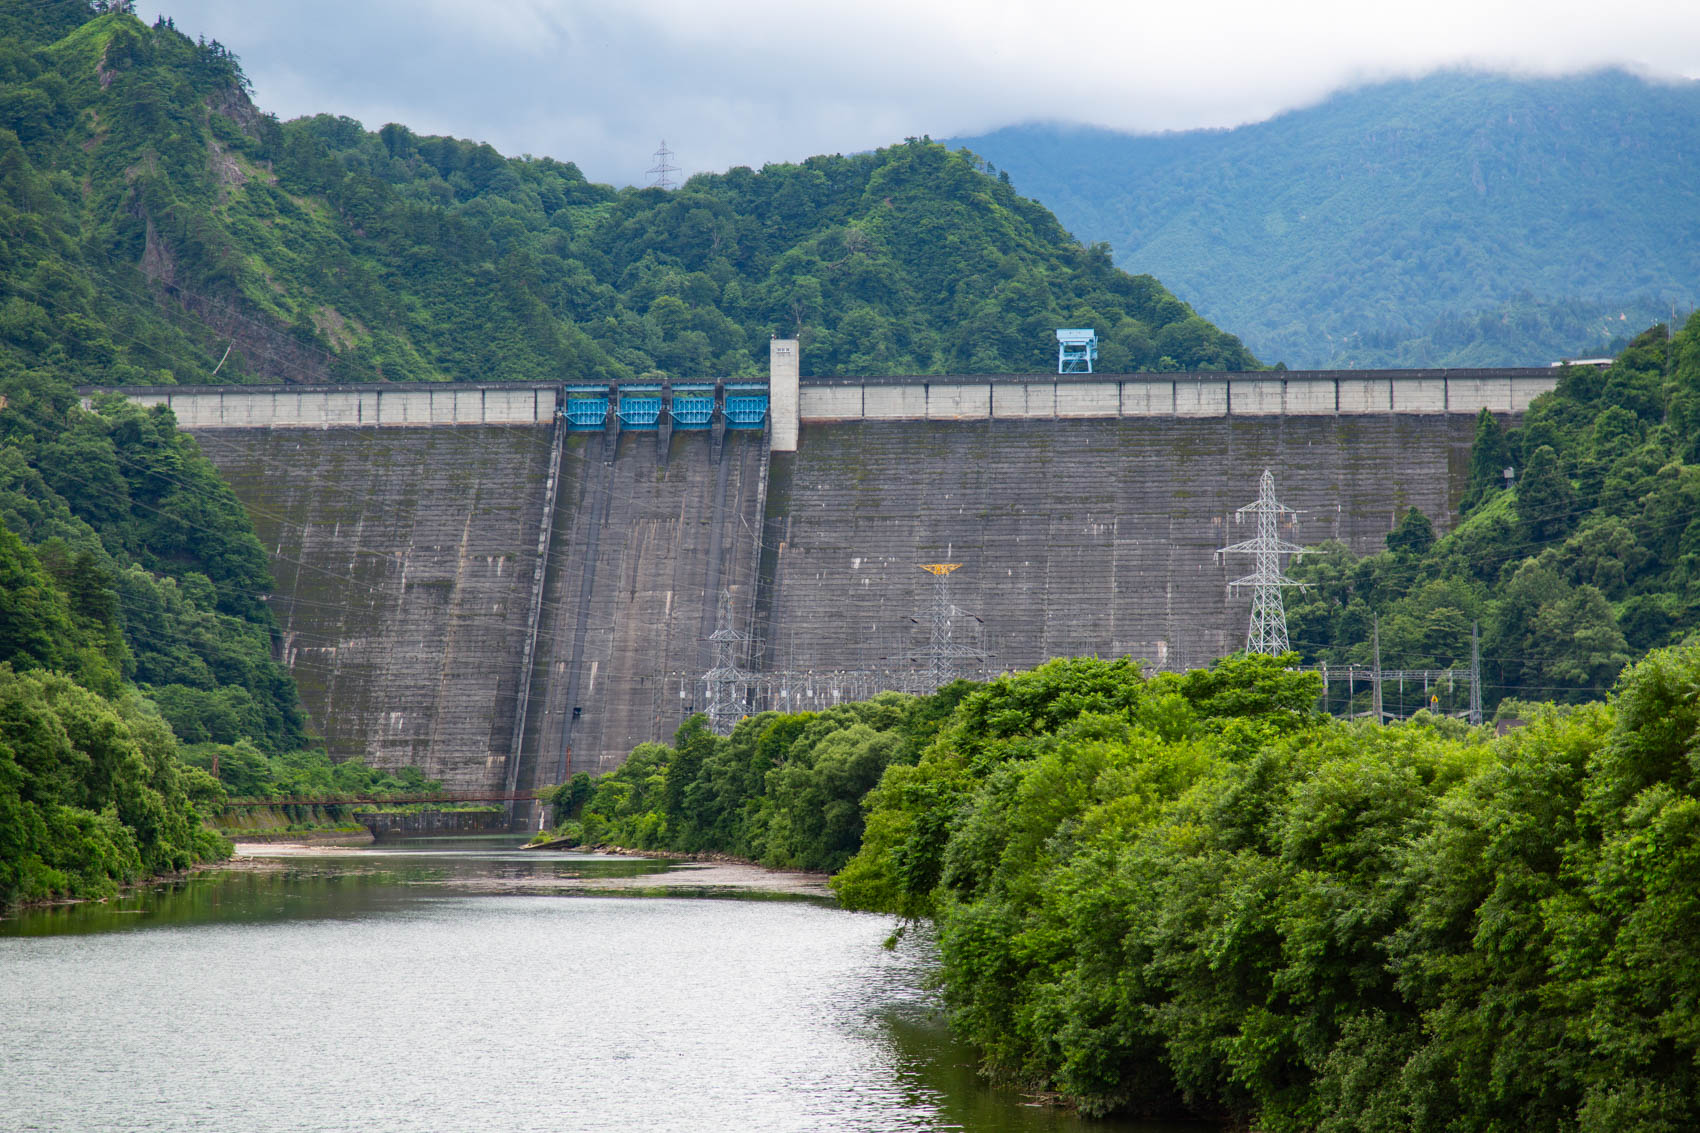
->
[956, 70, 1700, 368]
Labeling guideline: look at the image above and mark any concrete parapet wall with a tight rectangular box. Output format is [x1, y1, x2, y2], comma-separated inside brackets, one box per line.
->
[1056, 381, 1121, 417]
[1395, 378, 1449, 413]
[97, 383, 557, 428]
[1230, 378, 1285, 415]
[1175, 380, 1229, 417]
[797, 368, 1556, 422]
[1339, 378, 1392, 414]
[1285, 380, 1336, 414]
[98, 366, 1556, 433]
[800, 385, 862, 420]
[926, 383, 992, 420]
[864, 384, 928, 419]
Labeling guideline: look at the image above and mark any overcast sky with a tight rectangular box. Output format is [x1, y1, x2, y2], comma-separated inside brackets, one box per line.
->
[135, 1, 1700, 187]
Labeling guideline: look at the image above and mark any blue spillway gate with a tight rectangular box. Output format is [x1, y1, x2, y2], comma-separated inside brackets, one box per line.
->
[563, 387, 609, 429]
[670, 384, 715, 429]
[724, 383, 768, 429]
[617, 385, 663, 429]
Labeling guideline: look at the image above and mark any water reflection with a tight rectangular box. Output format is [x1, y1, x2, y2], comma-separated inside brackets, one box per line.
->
[1, 839, 1207, 1132]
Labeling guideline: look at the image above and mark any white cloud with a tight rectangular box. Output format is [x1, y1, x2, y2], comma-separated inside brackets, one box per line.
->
[136, 0, 1700, 184]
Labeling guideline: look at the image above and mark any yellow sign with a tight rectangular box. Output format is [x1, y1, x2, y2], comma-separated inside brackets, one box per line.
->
[919, 563, 962, 576]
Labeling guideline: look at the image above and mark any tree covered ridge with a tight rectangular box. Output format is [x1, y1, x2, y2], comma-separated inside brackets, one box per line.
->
[1287, 315, 1700, 711]
[0, 6, 1256, 389]
[553, 647, 1700, 1130]
[0, 663, 231, 908]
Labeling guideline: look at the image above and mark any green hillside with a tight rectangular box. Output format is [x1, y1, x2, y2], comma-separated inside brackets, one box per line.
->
[957, 70, 1700, 369]
[0, 5, 1255, 386]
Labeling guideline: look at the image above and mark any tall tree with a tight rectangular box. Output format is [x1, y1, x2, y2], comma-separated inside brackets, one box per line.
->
[1461, 408, 1511, 514]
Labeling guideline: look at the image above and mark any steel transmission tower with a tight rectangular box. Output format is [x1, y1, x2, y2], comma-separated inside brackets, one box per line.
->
[1219, 469, 1309, 656]
[702, 589, 756, 735]
[646, 140, 679, 190]
[916, 563, 984, 692]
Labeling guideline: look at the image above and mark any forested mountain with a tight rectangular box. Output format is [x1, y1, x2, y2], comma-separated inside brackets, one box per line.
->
[956, 70, 1700, 369]
[0, 3, 1255, 386]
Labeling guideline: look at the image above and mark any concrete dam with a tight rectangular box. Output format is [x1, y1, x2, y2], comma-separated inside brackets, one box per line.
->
[105, 348, 1557, 814]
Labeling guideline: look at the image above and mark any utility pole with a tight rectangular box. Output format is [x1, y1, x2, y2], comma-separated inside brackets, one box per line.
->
[1469, 620, 1483, 727]
[1219, 469, 1308, 655]
[1372, 615, 1384, 723]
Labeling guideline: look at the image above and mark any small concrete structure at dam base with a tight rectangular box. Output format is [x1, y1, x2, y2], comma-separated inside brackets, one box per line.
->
[91, 352, 1558, 828]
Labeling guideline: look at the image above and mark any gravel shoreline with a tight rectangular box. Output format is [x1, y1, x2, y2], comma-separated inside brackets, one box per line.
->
[227, 841, 836, 898]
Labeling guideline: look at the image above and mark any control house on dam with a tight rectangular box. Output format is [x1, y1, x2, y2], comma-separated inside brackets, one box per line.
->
[97, 344, 1558, 825]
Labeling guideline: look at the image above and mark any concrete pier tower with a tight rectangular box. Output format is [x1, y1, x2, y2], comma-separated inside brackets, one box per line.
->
[769, 337, 799, 452]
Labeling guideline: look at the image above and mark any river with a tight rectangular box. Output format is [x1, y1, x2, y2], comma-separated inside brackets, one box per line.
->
[0, 838, 1203, 1132]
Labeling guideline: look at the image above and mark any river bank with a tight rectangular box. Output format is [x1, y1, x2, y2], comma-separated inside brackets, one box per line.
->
[229, 839, 836, 898]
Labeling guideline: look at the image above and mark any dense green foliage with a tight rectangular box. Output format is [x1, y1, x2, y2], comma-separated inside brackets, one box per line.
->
[541, 690, 964, 872]
[0, 369, 450, 897]
[0, 6, 1255, 386]
[0, 376, 307, 751]
[958, 70, 1700, 368]
[175, 740, 432, 802]
[0, 663, 229, 907]
[833, 648, 1700, 1128]
[1287, 317, 1700, 709]
[559, 650, 1700, 1126]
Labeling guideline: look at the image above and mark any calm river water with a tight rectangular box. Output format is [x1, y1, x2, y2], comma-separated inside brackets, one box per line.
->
[0, 839, 1202, 1133]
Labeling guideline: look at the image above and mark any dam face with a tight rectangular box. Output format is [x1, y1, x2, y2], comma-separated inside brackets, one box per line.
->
[759, 414, 1478, 677]
[520, 430, 768, 782]
[112, 359, 1554, 814]
[195, 424, 556, 791]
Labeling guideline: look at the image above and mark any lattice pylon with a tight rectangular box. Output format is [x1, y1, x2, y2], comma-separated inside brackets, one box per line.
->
[646, 140, 679, 190]
[702, 588, 756, 735]
[916, 563, 985, 692]
[1218, 469, 1309, 656]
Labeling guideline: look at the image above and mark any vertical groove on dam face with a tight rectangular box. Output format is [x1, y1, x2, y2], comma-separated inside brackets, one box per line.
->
[193, 425, 556, 791]
[761, 415, 1480, 676]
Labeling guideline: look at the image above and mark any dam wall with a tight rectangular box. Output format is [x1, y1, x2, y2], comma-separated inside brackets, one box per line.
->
[760, 415, 1478, 680]
[115, 361, 1559, 812]
[193, 424, 557, 791]
[190, 421, 766, 803]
